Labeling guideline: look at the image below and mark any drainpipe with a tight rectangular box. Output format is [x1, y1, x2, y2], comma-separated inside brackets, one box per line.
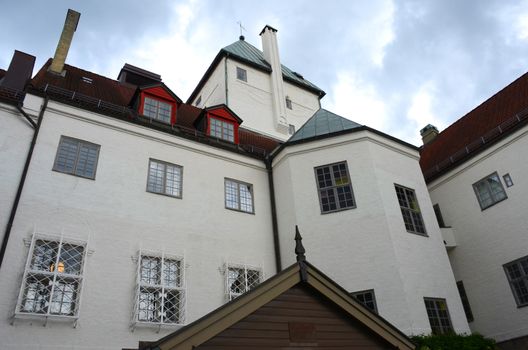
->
[0, 97, 49, 270]
[265, 157, 282, 273]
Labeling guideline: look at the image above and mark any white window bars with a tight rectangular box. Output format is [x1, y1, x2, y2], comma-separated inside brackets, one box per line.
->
[15, 233, 88, 323]
[132, 251, 186, 328]
[225, 263, 262, 301]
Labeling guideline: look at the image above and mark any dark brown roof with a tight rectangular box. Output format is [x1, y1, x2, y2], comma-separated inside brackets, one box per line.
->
[30, 59, 136, 106]
[28, 60, 281, 158]
[0, 69, 6, 80]
[420, 72, 528, 182]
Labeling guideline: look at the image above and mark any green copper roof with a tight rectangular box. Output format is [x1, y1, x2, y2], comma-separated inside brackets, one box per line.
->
[221, 39, 325, 95]
[288, 109, 363, 142]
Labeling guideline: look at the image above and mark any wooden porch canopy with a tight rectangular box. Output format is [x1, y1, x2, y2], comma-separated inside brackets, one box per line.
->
[138, 257, 415, 349]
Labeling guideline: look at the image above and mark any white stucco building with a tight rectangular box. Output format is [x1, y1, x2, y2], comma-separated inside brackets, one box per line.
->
[0, 12, 473, 350]
[420, 73, 528, 349]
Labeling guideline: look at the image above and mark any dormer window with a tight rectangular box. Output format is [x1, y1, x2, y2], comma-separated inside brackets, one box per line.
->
[143, 96, 172, 124]
[210, 117, 235, 142]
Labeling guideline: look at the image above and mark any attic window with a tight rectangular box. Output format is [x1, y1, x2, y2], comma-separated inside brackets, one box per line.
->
[236, 67, 247, 82]
[143, 96, 172, 124]
[81, 77, 93, 84]
[286, 97, 292, 110]
[209, 117, 235, 143]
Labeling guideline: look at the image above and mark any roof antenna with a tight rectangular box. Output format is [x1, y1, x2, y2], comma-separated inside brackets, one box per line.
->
[237, 21, 246, 41]
[295, 226, 308, 281]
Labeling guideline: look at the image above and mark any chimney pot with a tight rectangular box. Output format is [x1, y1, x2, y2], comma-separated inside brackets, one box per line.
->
[420, 124, 439, 145]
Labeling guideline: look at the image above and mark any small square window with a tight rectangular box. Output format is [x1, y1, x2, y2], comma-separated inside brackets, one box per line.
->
[314, 161, 356, 214]
[236, 67, 247, 82]
[226, 264, 262, 301]
[504, 255, 528, 307]
[143, 96, 172, 124]
[147, 159, 183, 198]
[288, 124, 296, 135]
[225, 179, 254, 213]
[286, 97, 292, 110]
[16, 234, 86, 319]
[210, 117, 235, 143]
[195, 95, 202, 106]
[424, 297, 454, 335]
[472, 172, 507, 210]
[503, 173, 514, 187]
[395, 184, 426, 235]
[351, 289, 378, 313]
[134, 253, 185, 325]
[53, 136, 100, 179]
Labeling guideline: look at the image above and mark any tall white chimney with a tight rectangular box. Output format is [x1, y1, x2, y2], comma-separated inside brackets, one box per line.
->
[260, 25, 289, 133]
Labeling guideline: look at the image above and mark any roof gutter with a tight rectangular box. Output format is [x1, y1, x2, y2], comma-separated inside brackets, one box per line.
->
[0, 96, 48, 271]
[265, 157, 282, 273]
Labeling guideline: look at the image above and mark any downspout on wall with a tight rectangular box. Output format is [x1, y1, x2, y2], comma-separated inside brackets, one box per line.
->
[265, 157, 282, 273]
[0, 97, 49, 270]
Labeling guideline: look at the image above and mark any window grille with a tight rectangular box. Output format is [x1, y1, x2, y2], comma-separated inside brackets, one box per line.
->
[133, 252, 185, 326]
[424, 297, 453, 335]
[147, 159, 183, 198]
[225, 179, 254, 213]
[504, 255, 528, 307]
[143, 96, 172, 124]
[53, 136, 100, 179]
[15, 233, 87, 321]
[314, 161, 356, 213]
[351, 289, 378, 313]
[225, 264, 262, 301]
[210, 117, 235, 143]
[236, 67, 247, 82]
[473, 172, 507, 210]
[395, 184, 426, 235]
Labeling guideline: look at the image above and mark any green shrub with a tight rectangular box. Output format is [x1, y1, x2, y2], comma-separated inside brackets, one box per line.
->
[410, 333, 496, 350]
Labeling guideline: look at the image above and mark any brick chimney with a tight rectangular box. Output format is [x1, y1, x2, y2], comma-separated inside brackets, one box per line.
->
[49, 9, 81, 75]
[260, 25, 288, 133]
[420, 124, 439, 145]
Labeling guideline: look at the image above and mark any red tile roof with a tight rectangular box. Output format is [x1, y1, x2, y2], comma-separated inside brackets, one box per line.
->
[28, 60, 281, 158]
[420, 72, 528, 182]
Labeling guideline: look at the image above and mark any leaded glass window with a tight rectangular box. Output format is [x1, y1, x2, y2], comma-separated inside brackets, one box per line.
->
[351, 289, 378, 313]
[504, 255, 528, 307]
[395, 184, 426, 235]
[143, 96, 172, 124]
[225, 179, 253, 213]
[314, 162, 355, 213]
[147, 159, 183, 198]
[210, 117, 235, 143]
[53, 136, 100, 179]
[424, 298, 453, 335]
[226, 264, 262, 301]
[473, 172, 507, 210]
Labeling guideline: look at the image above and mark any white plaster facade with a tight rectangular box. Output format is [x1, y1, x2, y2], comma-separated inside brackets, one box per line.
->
[427, 125, 528, 342]
[0, 97, 277, 349]
[272, 131, 470, 336]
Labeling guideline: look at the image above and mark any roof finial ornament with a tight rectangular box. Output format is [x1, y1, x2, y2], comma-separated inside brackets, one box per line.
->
[295, 225, 308, 282]
[294, 225, 306, 262]
[237, 21, 246, 41]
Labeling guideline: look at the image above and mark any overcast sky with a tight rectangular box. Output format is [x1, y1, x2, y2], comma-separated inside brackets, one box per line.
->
[2, 0, 528, 145]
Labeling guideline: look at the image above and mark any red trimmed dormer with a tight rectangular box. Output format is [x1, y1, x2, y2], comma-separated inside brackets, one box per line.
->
[138, 85, 181, 125]
[203, 105, 243, 144]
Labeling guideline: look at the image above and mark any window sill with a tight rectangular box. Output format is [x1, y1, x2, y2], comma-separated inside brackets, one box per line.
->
[320, 206, 356, 215]
[52, 168, 96, 180]
[406, 230, 429, 237]
[146, 190, 182, 199]
[479, 197, 508, 211]
[132, 321, 185, 331]
[225, 206, 255, 215]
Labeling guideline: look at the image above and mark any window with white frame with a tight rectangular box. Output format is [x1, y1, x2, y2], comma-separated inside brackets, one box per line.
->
[226, 264, 262, 301]
[314, 161, 356, 213]
[473, 172, 507, 210]
[395, 184, 426, 235]
[210, 117, 235, 143]
[53, 136, 100, 179]
[424, 297, 453, 335]
[351, 289, 378, 313]
[236, 67, 247, 82]
[225, 179, 254, 213]
[134, 253, 185, 325]
[504, 255, 528, 307]
[147, 159, 183, 198]
[143, 96, 172, 123]
[16, 234, 86, 319]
